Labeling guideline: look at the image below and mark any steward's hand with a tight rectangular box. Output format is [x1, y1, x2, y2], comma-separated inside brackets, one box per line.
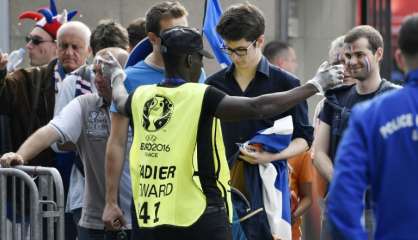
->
[307, 61, 344, 94]
[95, 51, 125, 88]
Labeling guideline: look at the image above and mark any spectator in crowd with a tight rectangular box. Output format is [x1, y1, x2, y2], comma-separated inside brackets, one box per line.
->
[90, 19, 129, 56]
[0, 20, 91, 239]
[101, 25, 342, 240]
[311, 35, 355, 199]
[126, 17, 147, 52]
[119, 1, 196, 96]
[327, 13, 418, 239]
[206, 3, 312, 239]
[0, 47, 132, 240]
[56, 19, 129, 114]
[52, 19, 130, 238]
[17, 0, 77, 66]
[307, 35, 353, 240]
[263, 39, 313, 240]
[313, 26, 399, 187]
[313, 25, 400, 239]
[0, 16, 87, 168]
[263, 41, 298, 75]
[23, 21, 57, 67]
[326, 35, 356, 86]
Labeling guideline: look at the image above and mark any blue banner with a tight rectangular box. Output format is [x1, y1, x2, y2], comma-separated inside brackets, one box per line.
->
[202, 0, 232, 67]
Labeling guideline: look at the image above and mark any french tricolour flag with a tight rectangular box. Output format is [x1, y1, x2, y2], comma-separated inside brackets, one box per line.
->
[249, 116, 293, 240]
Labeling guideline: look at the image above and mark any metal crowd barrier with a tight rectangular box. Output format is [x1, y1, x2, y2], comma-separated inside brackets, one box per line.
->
[0, 166, 65, 240]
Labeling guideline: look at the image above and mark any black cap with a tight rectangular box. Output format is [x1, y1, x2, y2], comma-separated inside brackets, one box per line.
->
[160, 26, 213, 59]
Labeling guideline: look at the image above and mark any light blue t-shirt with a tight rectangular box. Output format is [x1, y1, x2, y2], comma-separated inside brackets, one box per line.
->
[111, 60, 206, 112]
[125, 59, 207, 92]
[110, 60, 164, 113]
[124, 60, 165, 93]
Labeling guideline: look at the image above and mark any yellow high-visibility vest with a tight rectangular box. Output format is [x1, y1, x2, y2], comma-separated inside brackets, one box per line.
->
[130, 83, 232, 228]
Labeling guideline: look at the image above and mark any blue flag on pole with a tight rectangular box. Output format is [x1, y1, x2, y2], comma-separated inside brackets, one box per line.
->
[202, 0, 231, 67]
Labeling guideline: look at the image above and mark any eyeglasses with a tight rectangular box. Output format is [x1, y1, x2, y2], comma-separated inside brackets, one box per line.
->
[25, 35, 55, 46]
[221, 40, 257, 57]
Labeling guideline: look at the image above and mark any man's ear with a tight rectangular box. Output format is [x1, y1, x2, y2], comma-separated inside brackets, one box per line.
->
[148, 32, 160, 45]
[375, 47, 384, 62]
[186, 54, 193, 68]
[256, 34, 265, 48]
[275, 57, 285, 69]
[394, 48, 406, 72]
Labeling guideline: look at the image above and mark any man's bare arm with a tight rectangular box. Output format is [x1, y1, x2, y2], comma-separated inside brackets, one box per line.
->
[0, 126, 60, 166]
[293, 182, 313, 221]
[111, 73, 129, 115]
[105, 112, 129, 204]
[313, 121, 334, 182]
[103, 112, 129, 229]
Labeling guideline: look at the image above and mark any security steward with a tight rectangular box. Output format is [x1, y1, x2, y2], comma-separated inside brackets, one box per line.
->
[101, 26, 344, 240]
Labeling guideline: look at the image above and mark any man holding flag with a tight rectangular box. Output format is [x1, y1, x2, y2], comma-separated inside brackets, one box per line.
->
[205, 2, 312, 240]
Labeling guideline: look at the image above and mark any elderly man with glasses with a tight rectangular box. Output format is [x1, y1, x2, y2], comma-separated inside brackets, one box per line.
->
[0, 20, 91, 240]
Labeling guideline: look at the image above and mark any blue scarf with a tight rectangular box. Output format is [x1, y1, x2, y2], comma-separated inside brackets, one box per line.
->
[53, 61, 66, 93]
[74, 66, 93, 97]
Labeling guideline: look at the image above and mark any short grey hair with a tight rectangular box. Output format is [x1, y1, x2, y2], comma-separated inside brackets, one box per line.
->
[328, 35, 345, 63]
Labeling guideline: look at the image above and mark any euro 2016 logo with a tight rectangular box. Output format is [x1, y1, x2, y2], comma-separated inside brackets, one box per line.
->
[143, 95, 173, 132]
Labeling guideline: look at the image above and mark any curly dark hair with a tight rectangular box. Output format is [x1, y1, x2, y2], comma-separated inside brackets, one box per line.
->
[216, 3, 265, 42]
[90, 19, 129, 55]
[127, 17, 147, 49]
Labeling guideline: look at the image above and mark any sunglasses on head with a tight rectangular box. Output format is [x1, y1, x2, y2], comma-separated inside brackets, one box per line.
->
[25, 35, 55, 45]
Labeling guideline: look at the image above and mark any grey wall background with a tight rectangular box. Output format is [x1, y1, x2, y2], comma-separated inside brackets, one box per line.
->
[0, 0, 9, 52]
[290, 0, 356, 119]
[6, 0, 356, 121]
